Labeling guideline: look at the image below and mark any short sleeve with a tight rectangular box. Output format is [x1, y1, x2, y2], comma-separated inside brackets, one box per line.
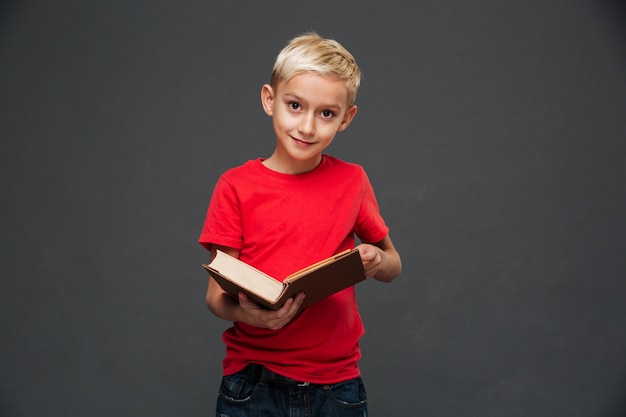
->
[354, 169, 389, 243]
[198, 176, 243, 250]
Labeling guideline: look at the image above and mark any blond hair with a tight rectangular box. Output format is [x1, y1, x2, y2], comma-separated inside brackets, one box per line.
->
[270, 32, 361, 105]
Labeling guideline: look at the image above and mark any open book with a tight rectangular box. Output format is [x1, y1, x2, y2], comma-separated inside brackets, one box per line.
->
[203, 248, 366, 311]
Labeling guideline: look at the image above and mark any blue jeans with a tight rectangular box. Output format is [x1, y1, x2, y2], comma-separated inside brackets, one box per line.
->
[215, 364, 368, 417]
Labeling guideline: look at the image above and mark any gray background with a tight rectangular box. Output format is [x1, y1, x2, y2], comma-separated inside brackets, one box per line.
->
[1, 1, 625, 416]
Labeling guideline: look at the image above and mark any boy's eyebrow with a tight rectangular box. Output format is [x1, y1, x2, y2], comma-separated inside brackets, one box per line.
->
[283, 92, 344, 110]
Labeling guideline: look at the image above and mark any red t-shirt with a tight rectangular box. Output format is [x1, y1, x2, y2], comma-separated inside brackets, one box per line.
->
[199, 155, 389, 383]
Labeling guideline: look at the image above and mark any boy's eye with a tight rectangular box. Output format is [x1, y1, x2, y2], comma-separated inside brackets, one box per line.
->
[321, 110, 334, 118]
[289, 102, 300, 110]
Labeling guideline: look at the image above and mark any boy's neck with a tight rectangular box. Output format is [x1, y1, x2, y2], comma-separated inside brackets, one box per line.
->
[262, 152, 323, 175]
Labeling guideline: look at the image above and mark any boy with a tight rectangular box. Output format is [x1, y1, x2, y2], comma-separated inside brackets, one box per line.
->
[199, 32, 401, 416]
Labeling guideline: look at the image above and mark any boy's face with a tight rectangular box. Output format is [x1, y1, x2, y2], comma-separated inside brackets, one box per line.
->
[261, 72, 357, 174]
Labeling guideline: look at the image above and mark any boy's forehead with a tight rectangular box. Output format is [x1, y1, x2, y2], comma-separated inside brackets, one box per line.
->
[276, 73, 350, 107]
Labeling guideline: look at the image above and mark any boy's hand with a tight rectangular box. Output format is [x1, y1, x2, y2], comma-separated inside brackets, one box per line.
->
[357, 243, 383, 278]
[237, 291, 306, 330]
[356, 236, 401, 282]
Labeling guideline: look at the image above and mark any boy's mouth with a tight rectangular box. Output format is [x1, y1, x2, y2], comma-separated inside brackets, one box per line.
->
[292, 137, 314, 146]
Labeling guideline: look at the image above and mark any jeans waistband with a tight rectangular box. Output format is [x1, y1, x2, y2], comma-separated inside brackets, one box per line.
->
[245, 364, 314, 387]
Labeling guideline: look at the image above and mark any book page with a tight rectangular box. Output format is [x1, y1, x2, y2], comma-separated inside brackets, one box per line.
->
[209, 251, 284, 302]
[285, 249, 354, 281]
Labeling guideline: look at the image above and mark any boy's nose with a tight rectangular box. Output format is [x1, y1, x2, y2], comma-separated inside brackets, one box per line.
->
[298, 114, 315, 135]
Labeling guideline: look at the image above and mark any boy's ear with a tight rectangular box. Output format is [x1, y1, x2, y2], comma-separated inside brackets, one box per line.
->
[261, 84, 274, 116]
[337, 105, 358, 132]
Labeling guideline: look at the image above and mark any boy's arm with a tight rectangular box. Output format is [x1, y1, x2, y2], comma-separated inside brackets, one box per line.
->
[356, 235, 402, 282]
[205, 244, 305, 330]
